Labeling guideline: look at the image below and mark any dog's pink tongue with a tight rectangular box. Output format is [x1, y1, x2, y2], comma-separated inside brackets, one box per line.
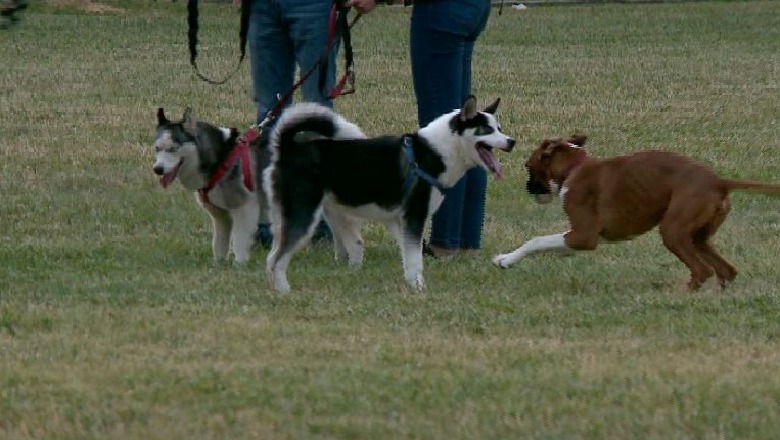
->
[159, 172, 176, 189]
[478, 147, 503, 180]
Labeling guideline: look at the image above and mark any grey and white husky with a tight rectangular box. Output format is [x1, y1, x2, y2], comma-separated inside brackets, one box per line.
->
[152, 108, 267, 263]
[264, 96, 516, 292]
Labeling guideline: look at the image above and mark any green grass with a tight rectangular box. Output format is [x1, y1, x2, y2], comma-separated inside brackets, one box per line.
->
[2, 1, 780, 438]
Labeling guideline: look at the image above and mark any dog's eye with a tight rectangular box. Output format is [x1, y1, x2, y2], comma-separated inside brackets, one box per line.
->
[165, 146, 176, 153]
[474, 126, 495, 136]
[154, 146, 162, 153]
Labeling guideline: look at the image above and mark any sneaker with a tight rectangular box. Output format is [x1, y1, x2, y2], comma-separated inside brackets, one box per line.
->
[254, 223, 273, 249]
[311, 220, 333, 245]
[422, 241, 457, 260]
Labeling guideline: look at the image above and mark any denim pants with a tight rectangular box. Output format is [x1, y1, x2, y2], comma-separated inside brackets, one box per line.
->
[410, 0, 491, 250]
[248, 0, 337, 240]
[247, 0, 339, 124]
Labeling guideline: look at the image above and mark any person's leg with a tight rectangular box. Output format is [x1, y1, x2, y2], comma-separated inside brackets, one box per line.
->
[282, 0, 337, 243]
[248, 0, 295, 247]
[458, 5, 491, 250]
[411, 2, 468, 253]
[459, 167, 488, 250]
[247, 0, 295, 124]
[284, 0, 338, 109]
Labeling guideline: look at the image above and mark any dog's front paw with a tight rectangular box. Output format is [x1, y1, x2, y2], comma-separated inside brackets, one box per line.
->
[406, 273, 426, 291]
[492, 253, 517, 269]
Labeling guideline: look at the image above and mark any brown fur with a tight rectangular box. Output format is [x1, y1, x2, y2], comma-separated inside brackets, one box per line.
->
[520, 133, 780, 289]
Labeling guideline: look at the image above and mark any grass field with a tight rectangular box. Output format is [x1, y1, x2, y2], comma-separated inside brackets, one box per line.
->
[2, 1, 780, 438]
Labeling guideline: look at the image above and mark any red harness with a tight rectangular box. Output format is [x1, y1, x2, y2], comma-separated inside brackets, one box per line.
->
[198, 128, 259, 204]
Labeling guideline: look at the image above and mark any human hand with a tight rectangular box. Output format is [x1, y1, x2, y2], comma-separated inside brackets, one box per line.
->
[346, 0, 378, 14]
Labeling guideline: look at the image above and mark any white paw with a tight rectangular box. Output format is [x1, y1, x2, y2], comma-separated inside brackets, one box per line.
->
[492, 254, 515, 269]
[407, 274, 426, 291]
[272, 279, 290, 294]
[267, 270, 290, 293]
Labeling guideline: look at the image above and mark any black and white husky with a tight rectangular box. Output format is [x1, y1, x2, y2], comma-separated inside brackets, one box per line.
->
[152, 108, 266, 263]
[264, 96, 515, 292]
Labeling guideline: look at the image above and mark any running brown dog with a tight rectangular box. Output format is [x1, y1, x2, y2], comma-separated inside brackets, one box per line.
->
[493, 133, 780, 290]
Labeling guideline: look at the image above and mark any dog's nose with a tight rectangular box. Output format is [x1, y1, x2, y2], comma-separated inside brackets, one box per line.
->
[505, 138, 516, 152]
[153, 165, 164, 176]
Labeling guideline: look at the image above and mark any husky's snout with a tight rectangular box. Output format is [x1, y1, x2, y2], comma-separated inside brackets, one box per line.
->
[153, 165, 165, 176]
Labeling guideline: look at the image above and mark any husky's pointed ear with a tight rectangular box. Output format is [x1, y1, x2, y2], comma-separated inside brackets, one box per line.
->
[567, 132, 588, 148]
[482, 98, 500, 115]
[182, 107, 198, 136]
[157, 108, 169, 126]
[460, 95, 478, 121]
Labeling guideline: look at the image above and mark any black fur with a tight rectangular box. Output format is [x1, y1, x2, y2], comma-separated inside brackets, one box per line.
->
[449, 113, 493, 136]
[270, 131, 446, 252]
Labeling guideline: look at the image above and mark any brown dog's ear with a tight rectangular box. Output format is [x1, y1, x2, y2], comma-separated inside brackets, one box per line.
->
[567, 132, 587, 148]
[157, 108, 168, 126]
[460, 95, 478, 121]
[540, 138, 561, 157]
[182, 107, 198, 137]
[482, 98, 500, 115]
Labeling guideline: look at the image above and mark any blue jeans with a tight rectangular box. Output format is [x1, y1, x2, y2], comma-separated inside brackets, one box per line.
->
[410, 0, 491, 250]
[248, 0, 337, 244]
[247, 0, 338, 124]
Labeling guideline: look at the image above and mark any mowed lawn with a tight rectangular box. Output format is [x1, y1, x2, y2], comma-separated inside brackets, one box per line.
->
[2, 1, 780, 438]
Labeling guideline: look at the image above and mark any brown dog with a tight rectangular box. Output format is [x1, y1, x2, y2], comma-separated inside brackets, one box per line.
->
[493, 133, 780, 289]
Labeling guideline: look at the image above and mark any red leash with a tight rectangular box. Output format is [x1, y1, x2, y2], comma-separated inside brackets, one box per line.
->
[198, 128, 259, 204]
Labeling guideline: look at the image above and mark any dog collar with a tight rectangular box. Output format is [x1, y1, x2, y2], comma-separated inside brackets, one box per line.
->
[402, 135, 448, 195]
[198, 127, 258, 204]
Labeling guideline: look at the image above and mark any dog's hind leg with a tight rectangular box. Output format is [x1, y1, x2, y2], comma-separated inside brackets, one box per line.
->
[230, 200, 261, 264]
[659, 195, 718, 290]
[324, 206, 364, 267]
[692, 198, 738, 288]
[266, 200, 324, 293]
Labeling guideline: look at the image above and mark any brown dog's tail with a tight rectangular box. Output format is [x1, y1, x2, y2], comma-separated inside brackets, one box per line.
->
[720, 179, 780, 197]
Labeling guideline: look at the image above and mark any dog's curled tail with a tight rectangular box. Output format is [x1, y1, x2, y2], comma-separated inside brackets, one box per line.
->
[720, 179, 780, 198]
[269, 102, 366, 158]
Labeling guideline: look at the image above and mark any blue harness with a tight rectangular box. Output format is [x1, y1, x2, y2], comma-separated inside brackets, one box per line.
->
[401, 135, 448, 196]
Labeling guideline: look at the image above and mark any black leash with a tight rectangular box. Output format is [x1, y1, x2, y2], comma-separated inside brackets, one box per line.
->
[187, 0, 357, 91]
[186, 0, 251, 85]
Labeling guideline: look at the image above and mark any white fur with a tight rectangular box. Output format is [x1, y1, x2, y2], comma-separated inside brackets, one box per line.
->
[492, 232, 572, 268]
[218, 127, 232, 140]
[268, 102, 366, 162]
[559, 185, 569, 202]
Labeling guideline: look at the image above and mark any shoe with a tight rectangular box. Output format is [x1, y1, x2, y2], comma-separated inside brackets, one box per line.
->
[459, 247, 481, 256]
[256, 221, 333, 249]
[422, 241, 457, 259]
[255, 223, 273, 249]
[311, 220, 333, 245]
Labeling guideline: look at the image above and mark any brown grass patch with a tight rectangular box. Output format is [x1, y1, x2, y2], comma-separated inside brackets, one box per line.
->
[46, 0, 125, 14]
